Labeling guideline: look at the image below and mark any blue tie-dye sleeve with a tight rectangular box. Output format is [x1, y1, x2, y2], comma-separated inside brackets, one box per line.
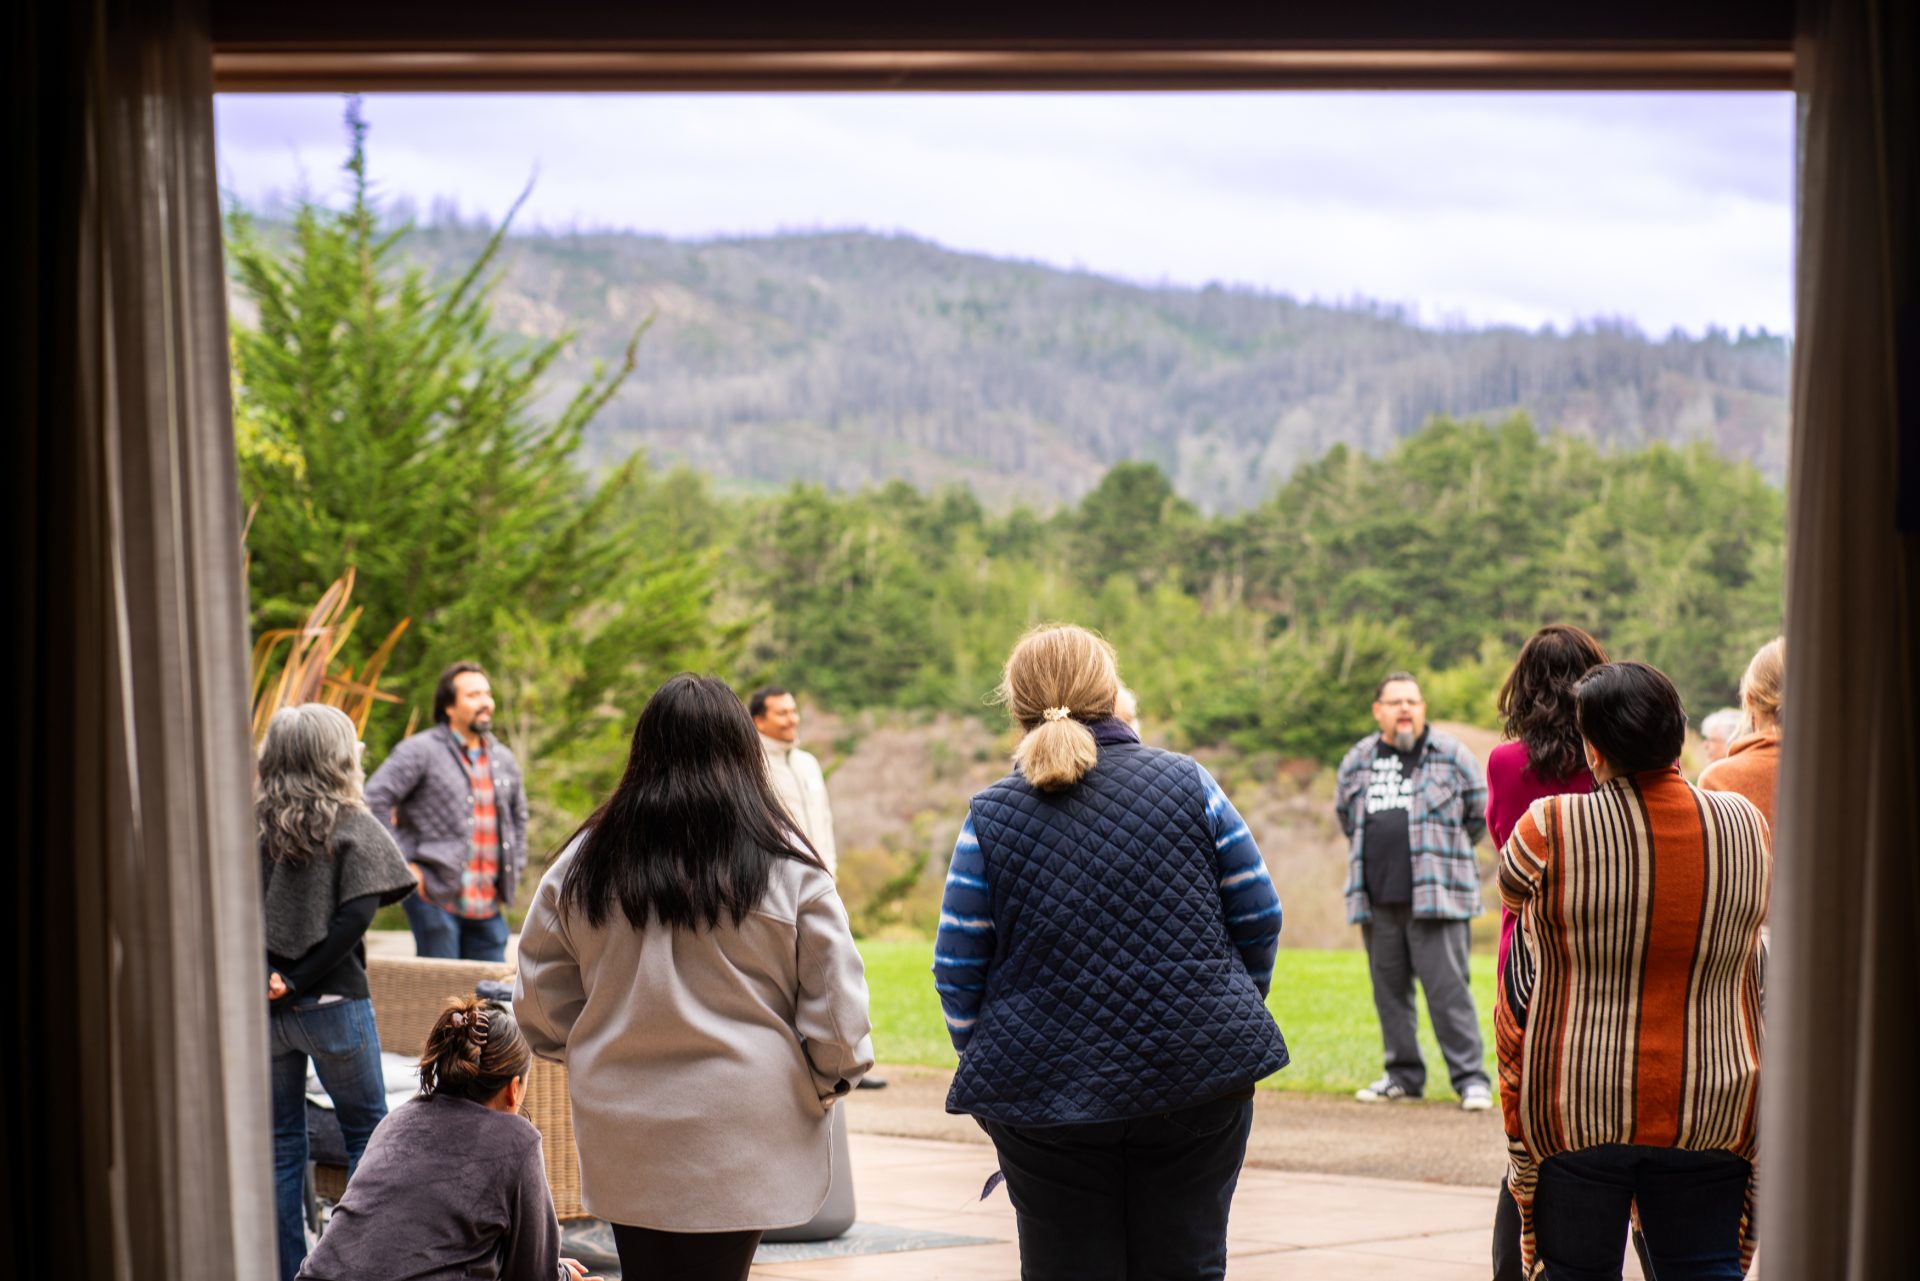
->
[932, 811, 994, 1053]
[1197, 761, 1282, 996]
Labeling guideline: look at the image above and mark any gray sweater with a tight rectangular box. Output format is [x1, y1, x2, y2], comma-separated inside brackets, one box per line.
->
[263, 807, 417, 956]
[296, 1094, 562, 1281]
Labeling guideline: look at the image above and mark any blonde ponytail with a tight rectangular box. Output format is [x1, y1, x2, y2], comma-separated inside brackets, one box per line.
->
[1738, 636, 1785, 735]
[1000, 625, 1121, 791]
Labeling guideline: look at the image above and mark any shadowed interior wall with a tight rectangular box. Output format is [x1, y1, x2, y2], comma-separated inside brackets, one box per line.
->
[6, 1, 273, 1276]
[1762, 1, 1920, 1276]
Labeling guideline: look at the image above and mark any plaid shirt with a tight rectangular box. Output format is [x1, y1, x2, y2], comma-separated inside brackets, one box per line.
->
[454, 738, 500, 920]
[1336, 728, 1488, 923]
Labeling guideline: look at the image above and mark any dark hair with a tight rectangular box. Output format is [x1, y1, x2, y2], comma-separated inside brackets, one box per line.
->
[1373, 671, 1420, 701]
[747, 685, 790, 720]
[433, 662, 487, 726]
[1574, 661, 1688, 776]
[561, 674, 822, 932]
[419, 998, 531, 1102]
[1497, 625, 1611, 780]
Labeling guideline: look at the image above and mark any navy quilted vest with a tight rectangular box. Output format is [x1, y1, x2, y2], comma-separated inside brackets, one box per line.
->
[946, 741, 1289, 1125]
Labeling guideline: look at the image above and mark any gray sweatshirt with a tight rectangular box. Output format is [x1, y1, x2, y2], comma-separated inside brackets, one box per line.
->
[297, 1094, 562, 1281]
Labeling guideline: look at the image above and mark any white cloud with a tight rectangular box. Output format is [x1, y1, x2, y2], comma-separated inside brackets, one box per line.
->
[214, 91, 1794, 335]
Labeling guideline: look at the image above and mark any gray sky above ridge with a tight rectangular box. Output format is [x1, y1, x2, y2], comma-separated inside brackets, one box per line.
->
[214, 91, 1795, 338]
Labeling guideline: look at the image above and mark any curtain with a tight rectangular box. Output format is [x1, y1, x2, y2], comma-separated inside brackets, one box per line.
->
[1762, 1, 1919, 1276]
[7, 0, 273, 1276]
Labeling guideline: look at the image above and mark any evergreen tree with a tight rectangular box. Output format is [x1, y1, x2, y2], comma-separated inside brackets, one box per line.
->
[228, 100, 732, 844]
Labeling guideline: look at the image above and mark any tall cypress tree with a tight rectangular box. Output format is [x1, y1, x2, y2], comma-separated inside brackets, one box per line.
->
[228, 100, 733, 841]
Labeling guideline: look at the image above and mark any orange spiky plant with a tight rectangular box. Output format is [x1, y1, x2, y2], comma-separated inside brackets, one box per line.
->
[248, 566, 412, 745]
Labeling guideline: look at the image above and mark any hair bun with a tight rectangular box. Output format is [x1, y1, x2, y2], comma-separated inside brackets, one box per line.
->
[421, 997, 502, 1094]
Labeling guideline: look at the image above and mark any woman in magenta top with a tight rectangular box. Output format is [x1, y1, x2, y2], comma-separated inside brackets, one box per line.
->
[1486, 623, 1608, 1281]
[1487, 624, 1610, 971]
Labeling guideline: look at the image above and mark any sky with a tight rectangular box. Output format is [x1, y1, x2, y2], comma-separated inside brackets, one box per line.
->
[213, 92, 1795, 337]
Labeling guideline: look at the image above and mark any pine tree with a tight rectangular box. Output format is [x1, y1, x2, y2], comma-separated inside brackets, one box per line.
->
[228, 99, 734, 846]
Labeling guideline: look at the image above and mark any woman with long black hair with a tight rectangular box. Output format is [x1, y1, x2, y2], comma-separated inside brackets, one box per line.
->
[514, 675, 873, 1281]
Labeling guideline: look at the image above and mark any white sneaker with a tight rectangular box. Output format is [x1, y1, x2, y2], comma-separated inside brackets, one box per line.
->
[1355, 1076, 1418, 1103]
[1460, 1084, 1494, 1112]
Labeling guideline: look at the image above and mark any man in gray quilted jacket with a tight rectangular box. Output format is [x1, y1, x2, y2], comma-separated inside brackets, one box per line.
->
[365, 662, 529, 960]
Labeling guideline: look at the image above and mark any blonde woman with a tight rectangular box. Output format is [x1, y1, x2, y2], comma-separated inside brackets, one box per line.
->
[1700, 637, 1783, 827]
[258, 704, 418, 1281]
[933, 625, 1287, 1280]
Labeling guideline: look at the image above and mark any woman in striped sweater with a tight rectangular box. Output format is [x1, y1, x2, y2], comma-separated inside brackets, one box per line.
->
[1496, 662, 1770, 1281]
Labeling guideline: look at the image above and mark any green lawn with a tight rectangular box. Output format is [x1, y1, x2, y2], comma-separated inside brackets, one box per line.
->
[860, 939, 1497, 1100]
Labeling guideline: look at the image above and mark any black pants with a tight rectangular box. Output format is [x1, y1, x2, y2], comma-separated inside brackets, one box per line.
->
[610, 1223, 763, 1281]
[980, 1094, 1255, 1281]
[1532, 1145, 1750, 1281]
[1493, 1174, 1525, 1281]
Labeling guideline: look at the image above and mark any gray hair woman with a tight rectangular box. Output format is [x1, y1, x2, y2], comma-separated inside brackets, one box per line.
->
[259, 704, 416, 1281]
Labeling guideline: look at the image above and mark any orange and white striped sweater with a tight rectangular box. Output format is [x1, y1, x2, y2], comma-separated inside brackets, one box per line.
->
[1496, 766, 1770, 1277]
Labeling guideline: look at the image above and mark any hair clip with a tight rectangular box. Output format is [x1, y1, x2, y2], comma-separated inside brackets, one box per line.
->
[1042, 706, 1072, 722]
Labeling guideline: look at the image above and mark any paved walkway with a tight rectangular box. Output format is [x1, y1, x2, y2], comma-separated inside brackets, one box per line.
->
[365, 934, 1647, 1277]
[749, 1132, 1646, 1281]
[845, 1065, 1510, 1187]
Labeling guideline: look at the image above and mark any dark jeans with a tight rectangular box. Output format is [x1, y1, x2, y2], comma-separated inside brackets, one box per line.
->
[1533, 1145, 1751, 1281]
[980, 1094, 1255, 1281]
[402, 894, 508, 960]
[610, 1223, 763, 1281]
[269, 997, 388, 1281]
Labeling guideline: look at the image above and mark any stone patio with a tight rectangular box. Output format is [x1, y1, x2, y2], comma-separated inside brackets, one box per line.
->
[733, 1132, 1647, 1281]
[365, 933, 1649, 1278]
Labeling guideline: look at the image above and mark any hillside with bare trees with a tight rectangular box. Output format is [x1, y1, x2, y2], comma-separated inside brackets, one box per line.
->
[375, 225, 1790, 510]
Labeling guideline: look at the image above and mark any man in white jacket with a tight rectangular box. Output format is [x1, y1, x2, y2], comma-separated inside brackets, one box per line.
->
[750, 686, 837, 875]
[750, 685, 884, 1090]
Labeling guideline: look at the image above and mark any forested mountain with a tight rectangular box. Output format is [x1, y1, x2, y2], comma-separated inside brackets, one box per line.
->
[231, 172, 1784, 890]
[372, 224, 1790, 510]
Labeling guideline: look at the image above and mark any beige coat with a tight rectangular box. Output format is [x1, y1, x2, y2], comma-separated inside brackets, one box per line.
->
[760, 734, 838, 874]
[513, 843, 873, 1231]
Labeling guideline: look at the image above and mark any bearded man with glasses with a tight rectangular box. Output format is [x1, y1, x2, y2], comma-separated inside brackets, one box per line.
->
[1334, 671, 1493, 1112]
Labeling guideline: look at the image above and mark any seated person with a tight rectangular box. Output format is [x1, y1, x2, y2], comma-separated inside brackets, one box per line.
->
[298, 998, 598, 1281]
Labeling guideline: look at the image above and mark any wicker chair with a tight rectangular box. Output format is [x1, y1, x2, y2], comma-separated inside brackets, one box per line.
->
[311, 954, 586, 1220]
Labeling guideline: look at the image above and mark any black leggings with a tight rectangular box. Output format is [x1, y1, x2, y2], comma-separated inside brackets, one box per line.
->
[610, 1223, 763, 1281]
[1494, 1174, 1524, 1281]
[980, 1095, 1255, 1281]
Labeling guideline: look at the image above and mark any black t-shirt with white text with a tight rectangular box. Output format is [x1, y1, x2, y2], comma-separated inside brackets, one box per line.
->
[1362, 732, 1426, 907]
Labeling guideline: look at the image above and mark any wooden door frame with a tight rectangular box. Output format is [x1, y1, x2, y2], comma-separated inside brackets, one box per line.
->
[209, 2, 1794, 92]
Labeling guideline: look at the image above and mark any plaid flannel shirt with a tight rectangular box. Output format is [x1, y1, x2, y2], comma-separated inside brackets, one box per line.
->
[1336, 728, 1488, 924]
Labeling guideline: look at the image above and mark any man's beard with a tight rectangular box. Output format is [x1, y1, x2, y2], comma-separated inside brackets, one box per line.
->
[1390, 728, 1417, 752]
[468, 713, 493, 737]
